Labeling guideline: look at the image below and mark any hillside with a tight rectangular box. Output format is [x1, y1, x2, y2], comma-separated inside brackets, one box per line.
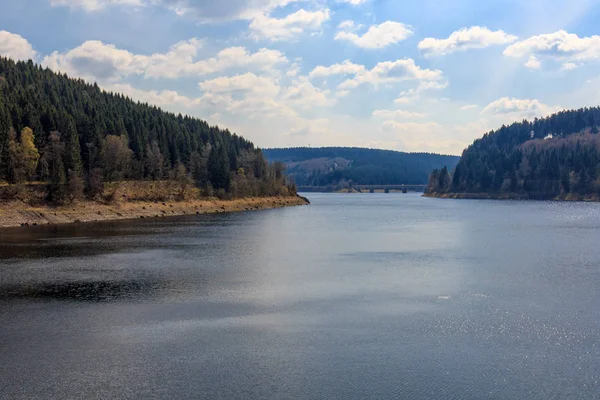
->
[426, 107, 600, 200]
[263, 147, 459, 189]
[0, 57, 296, 205]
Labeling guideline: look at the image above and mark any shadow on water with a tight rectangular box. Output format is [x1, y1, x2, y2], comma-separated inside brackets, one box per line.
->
[0, 278, 164, 302]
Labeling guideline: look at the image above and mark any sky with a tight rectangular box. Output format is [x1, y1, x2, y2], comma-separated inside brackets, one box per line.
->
[2, 0, 600, 155]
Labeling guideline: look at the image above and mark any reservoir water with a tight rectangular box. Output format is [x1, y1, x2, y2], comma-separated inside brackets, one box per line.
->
[1, 193, 599, 399]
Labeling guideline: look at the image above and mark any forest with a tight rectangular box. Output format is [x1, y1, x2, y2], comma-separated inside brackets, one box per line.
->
[427, 107, 600, 200]
[263, 147, 459, 189]
[0, 57, 294, 204]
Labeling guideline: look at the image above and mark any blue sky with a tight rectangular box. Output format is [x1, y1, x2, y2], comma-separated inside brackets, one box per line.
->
[2, 0, 600, 155]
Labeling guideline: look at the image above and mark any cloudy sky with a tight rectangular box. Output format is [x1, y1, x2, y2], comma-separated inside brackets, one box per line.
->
[2, 0, 600, 154]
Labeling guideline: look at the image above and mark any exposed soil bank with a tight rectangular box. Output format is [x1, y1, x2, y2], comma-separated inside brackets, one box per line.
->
[423, 192, 600, 201]
[0, 196, 309, 228]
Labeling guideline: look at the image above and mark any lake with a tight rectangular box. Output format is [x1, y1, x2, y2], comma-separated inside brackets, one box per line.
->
[1, 193, 599, 399]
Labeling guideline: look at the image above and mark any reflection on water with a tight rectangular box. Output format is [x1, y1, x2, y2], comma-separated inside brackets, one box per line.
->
[0, 279, 160, 302]
[1, 194, 600, 400]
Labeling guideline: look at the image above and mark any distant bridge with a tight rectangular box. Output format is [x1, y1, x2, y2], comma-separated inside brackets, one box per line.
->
[298, 184, 427, 193]
[354, 184, 427, 193]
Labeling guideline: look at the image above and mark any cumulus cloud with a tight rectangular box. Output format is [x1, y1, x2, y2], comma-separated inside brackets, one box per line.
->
[42, 40, 148, 81]
[393, 80, 448, 105]
[250, 8, 330, 41]
[335, 21, 413, 49]
[482, 97, 560, 117]
[504, 30, 600, 69]
[561, 62, 578, 70]
[0, 31, 37, 61]
[524, 55, 541, 69]
[372, 109, 425, 120]
[308, 60, 366, 78]
[198, 71, 335, 118]
[52, 0, 306, 22]
[199, 72, 280, 97]
[336, 0, 368, 5]
[105, 82, 200, 108]
[338, 58, 444, 90]
[42, 39, 287, 82]
[418, 26, 517, 56]
[50, 0, 142, 11]
[460, 104, 479, 111]
[283, 76, 335, 108]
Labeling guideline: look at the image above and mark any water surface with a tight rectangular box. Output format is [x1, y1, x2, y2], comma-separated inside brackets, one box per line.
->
[1, 194, 599, 399]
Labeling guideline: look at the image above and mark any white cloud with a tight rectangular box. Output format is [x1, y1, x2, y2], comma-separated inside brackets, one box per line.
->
[309, 60, 366, 78]
[250, 8, 330, 41]
[482, 97, 560, 117]
[337, 20, 357, 30]
[392, 79, 448, 105]
[42, 40, 148, 81]
[286, 63, 300, 77]
[561, 62, 578, 70]
[198, 72, 335, 117]
[504, 30, 600, 69]
[50, 0, 142, 11]
[418, 26, 517, 56]
[52, 0, 307, 22]
[338, 58, 444, 90]
[0, 31, 37, 61]
[105, 82, 200, 108]
[42, 39, 287, 82]
[336, 0, 368, 5]
[524, 55, 541, 69]
[282, 76, 335, 108]
[335, 21, 413, 49]
[460, 104, 479, 111]
[158, 0, 304, 22]
[198, 72, 280, 97]
[372, 109, 425, 119]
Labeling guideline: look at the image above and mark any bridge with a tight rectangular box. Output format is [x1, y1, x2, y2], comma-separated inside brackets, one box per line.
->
[298, 184, 428, 193]
[354, 184, 427, 193]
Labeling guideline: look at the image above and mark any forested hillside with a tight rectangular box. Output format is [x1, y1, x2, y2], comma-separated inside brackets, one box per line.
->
[0, 57, 293, 203]
[263, 147, 459, 188]
[427, 107, 600, 200]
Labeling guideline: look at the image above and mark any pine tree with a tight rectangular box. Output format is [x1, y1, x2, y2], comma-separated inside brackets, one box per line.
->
[0, 96, 11, 181]
[59, 113, 83, 177]
[208, 144, 230, 191]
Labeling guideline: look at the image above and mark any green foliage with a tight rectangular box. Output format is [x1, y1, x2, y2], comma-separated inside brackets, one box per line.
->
[208, 143, 230, 191]
[0, 57, 292, 199]
[428, 107, 600, 198]
[20, 127, 40, 180]
[263, 147, 459, 186]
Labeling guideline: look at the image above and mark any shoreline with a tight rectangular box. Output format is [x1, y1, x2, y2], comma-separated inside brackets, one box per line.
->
[423, 192, 600, 202]
[0, 196, 309, 228]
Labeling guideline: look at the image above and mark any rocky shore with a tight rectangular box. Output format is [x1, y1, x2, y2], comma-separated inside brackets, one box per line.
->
[0, 196, 309, 228]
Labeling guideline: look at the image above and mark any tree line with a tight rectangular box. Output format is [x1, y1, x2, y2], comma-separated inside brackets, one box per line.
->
[0, 57, 294, 203]
[427, 107, 600, 199]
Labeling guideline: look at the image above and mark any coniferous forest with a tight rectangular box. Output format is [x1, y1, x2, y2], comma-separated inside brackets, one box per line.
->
[0, 57, 294, 203]
[427, 107, 600, 200]
[264, 147, 459, 188]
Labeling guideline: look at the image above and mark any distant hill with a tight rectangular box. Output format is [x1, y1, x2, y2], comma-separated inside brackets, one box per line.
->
[263, 147, 459, 188]
[426, 107, 600, 200]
